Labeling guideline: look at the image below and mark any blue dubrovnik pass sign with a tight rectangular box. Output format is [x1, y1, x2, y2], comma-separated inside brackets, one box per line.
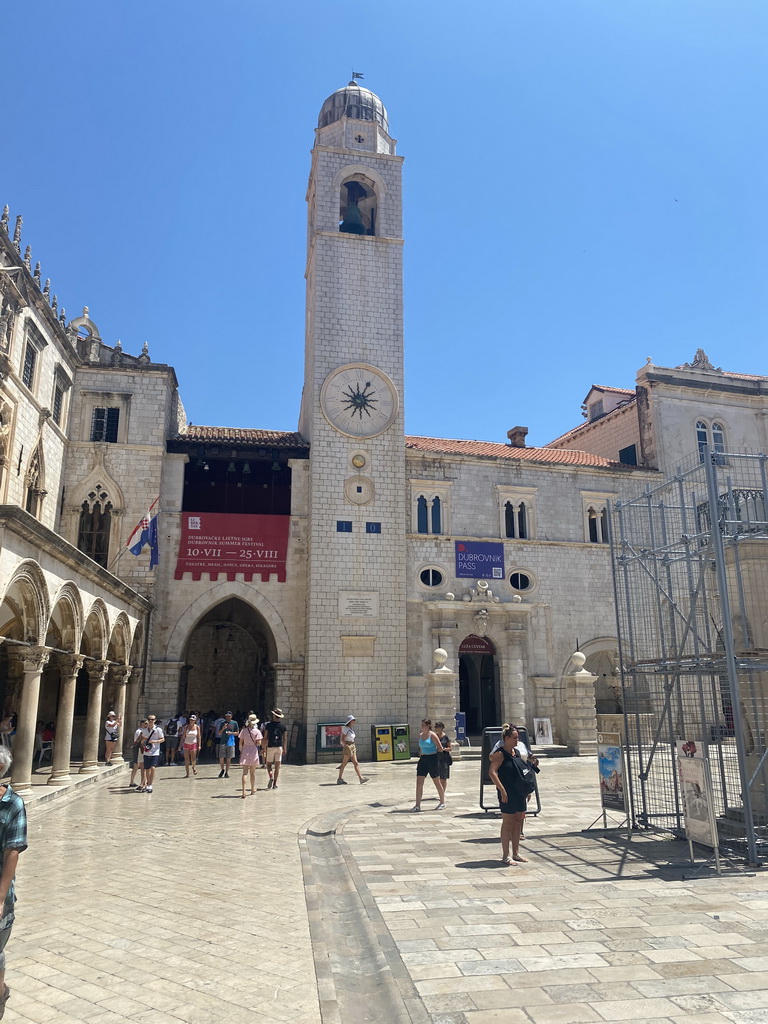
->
[455, 541, 505, 579]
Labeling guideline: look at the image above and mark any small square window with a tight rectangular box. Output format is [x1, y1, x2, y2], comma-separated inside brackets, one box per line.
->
[356, 485, 363, 493]
[337, 521, 353, 532]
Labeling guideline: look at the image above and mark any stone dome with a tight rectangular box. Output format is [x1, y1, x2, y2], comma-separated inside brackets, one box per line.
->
[318, 81, 389, 132]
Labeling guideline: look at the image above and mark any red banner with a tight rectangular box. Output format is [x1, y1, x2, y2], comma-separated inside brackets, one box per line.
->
[174, 512, 289, 582]
[459, 634, 497, 655]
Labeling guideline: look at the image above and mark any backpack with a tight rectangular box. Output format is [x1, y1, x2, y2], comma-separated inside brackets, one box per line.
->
[166, 719, 177, 736]
[509, 753, 536, 794]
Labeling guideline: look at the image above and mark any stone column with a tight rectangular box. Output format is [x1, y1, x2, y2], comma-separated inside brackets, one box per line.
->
[565, 651, 598, 756]
[504, 619, 527, 729]
[9, 647, 50, 796]
[48, 654, 85, 786]
[109, 665, 132, 765]
[80, 661, 109, 773]
[426, 648, 459, 757]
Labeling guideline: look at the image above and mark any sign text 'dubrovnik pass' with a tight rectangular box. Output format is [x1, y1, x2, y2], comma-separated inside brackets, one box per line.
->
[174, 512, 289, 581]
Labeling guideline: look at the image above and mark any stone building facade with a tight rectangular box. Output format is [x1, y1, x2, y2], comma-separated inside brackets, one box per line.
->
[1, 82, 767, 776]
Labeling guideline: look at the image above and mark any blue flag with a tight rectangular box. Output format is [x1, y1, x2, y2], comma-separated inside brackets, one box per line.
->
[129, 511, 159, 568]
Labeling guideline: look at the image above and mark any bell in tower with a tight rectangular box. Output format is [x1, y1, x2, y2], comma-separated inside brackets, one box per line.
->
[339, 180, 370, 235]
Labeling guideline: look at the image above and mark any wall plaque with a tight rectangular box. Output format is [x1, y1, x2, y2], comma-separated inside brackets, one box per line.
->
[339, 590, 379, 618]
[342, 636, 376, 658]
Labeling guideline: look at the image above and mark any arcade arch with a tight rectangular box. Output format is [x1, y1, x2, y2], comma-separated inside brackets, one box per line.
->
[459, 634, 499, 734]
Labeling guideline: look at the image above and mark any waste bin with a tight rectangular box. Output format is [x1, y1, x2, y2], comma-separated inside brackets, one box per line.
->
[392, 724, 411, 760]
[372, 725, 394, 761]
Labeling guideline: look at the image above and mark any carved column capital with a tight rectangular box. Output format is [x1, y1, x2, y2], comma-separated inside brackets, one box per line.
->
[110, 665, 133, 686]
[85, 660, 110, 684]
[56, 653, 85, 680]
[13, 646, 50, 674]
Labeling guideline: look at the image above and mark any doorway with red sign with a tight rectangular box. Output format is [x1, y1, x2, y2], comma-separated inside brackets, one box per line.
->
[458, 634, 499, 735]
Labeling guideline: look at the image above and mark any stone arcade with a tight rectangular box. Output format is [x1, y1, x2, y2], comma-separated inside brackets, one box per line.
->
[1, 83, 766, 773]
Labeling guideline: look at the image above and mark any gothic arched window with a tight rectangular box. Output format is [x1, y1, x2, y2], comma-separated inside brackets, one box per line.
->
[24, 445, 45, 518]
[77, 488, 113, 568]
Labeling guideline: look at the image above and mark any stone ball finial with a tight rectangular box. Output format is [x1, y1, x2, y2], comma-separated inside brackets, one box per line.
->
[433, 648, 448, 670]
[571, 651, 586, 670]
[445, 592, 455, 601]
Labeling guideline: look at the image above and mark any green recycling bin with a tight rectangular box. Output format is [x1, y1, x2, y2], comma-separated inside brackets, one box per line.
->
[372, 725, 394, 761]
[392, 724, 411, 760]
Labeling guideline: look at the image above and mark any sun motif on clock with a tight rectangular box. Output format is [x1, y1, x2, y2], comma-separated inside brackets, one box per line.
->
[320, 363, 398, 437]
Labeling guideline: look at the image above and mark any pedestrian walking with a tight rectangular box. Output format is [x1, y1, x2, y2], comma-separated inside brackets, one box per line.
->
[179, 714, 202, 777]
[434, 721, 452, 798]
[263, 709, 287, 789]
[164, 716, 180, 765]
[411, 719, 446, 811]
[488, 726, 536, 865]
[337, 716, 367, 785]
[0, 745, 27, 1019]
[103, 711, 121, 766]
[129, 719, 148, 788]
[238, 715, 263, 797]
[139, 716, 165, 793]
[216, 712, 238, 778]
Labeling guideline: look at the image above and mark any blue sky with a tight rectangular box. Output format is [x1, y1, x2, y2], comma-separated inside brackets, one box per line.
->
[3, 2, 766, 446]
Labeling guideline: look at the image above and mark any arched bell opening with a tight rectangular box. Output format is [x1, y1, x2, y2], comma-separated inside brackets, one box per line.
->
[339, 175, 377, 236]
[181, 598, 276, 719]
[458, 634, 499, 735]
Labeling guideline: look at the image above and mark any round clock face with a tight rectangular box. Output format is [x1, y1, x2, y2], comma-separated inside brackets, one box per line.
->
[320, 363, 398, 438]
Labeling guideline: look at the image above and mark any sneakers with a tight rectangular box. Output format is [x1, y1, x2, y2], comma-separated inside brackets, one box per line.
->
[218, 769, 225, 778]
[273, 783, 279, 789]
[360, 778, 369, 785]
[267, 779, 274, 790]
[436, 803, 446, 810]
[146, 785, 153, 793]
[129, 782, 137, 788]
[224, 772, 229, 778]
[337, 778, 348, 785]
[136, 786, 145, 792]
[105, 761, 113, 767]
[410, 806, 421, 812]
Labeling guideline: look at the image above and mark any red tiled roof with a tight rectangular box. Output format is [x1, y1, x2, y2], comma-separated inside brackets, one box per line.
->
[720, 370, 768, 381]
[405, 435, 627, 468]
[589, 385, 636, 396]
[181, 426, 308, 447]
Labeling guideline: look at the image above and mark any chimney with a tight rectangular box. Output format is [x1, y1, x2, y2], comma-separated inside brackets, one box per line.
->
[507, 426, 528, 448]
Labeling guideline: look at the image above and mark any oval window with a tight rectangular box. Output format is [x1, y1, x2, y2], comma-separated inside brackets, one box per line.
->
[420, 568, 444, 587]
[510, 572, 531, 591]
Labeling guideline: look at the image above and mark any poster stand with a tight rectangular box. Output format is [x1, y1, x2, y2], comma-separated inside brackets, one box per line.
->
[583, 732, 630, 835]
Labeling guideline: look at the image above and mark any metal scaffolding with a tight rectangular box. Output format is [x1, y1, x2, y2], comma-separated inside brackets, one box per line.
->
[610, 448, 768, 865]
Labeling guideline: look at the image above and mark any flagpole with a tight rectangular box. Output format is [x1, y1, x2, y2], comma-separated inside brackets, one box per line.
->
[109, 498, 160, 575]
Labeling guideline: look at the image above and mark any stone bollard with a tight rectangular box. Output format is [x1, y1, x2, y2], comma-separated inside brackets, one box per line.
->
[426, 648, 461, 761]
[565, 651, 598, 755]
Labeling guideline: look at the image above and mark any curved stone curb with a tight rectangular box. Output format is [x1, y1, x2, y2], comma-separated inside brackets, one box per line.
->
[300, 805, 431, 1024]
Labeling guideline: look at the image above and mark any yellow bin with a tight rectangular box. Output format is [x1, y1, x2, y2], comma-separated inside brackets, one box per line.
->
[371, 725, 394, 761]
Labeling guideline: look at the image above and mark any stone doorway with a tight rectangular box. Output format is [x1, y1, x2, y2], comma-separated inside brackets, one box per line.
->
[459, 634, 499, 733]
[181, 598, 275, 718]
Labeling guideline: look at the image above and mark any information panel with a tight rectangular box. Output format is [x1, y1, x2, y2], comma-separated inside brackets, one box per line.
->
[455, 541, 505, 580]
[174, 512, 289, 582]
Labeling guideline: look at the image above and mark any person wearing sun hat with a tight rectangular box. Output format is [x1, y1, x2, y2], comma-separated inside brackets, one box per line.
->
[337, 715, 368, 785]
[263, 709, 287, 789]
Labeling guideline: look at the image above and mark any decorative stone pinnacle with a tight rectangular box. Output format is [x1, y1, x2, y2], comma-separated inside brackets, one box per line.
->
[0, 206, 8, 232]
[115, 339, 122, 351]
[142, 341, 149, 355]
[33, 262, 41, 285]
[83, 305, 89, 316]
[43, 279, 50, 298]
[23, 246, 31, 269]
[12, 215, 22, 250]
[51, 294, 58, 313]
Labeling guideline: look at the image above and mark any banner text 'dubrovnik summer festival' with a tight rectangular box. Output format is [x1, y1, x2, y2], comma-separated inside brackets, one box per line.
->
[174, 512, 289, 582]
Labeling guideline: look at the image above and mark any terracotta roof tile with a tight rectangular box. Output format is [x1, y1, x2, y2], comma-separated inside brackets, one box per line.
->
[590, 385, 636, 396]
[181, 426, 308, 447]
[405, 435, 628, 468]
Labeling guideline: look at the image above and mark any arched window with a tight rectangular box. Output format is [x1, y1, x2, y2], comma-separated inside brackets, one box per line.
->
[77, 487, 113, 567]
[417, 495, 428, 534]
[504, 501, 528, 539]
[588, 506, 607, 544]
[431, 495, 442, 535]
[339, 176, 377, 236]
[697, 419, 728, 464]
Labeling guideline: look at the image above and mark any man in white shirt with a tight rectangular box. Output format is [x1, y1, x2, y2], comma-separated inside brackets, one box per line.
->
[139, 716, 165, 793]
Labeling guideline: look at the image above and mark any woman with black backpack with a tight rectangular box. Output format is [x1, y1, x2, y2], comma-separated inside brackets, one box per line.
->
[488, 726, 536, 865]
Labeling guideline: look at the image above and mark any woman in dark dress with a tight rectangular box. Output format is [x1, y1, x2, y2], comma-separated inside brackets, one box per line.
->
[488, 726, 529, 865]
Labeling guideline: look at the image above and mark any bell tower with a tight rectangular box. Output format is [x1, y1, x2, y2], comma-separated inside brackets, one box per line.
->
[300, 81, 407, 757]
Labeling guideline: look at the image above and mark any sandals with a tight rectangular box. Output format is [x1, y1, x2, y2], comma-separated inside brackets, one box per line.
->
[512, 854, 528, 862]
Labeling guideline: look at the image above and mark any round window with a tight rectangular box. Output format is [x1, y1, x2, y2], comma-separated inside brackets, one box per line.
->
[509, 572, 532, 591]
[420, 568, 444, 587]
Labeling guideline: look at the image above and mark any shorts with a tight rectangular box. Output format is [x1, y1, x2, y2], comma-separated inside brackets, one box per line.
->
[183, 744, 198, 752]
[498, 789, 528, 815]
[166, 736, 179, 749]
[438, 758, 451, 781]
[416, 753, 439, 778]
[342, 742, 356, 759]
[130, 748, 143, 768]
[143, 754, 160, 769]
[218, 743, 236, 759]
[265, 746, 283, 764]
[0, 919, 13, 971]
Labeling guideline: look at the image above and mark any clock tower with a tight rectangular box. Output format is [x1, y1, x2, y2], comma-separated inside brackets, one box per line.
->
[300, 81, 407, 756]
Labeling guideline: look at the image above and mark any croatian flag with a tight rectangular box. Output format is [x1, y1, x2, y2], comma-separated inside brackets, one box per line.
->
[127, 499, 160, 568]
